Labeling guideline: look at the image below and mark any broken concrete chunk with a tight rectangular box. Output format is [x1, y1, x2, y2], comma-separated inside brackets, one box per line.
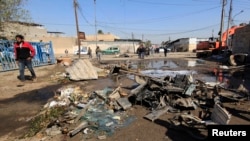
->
[46, 126, 62, 136]
[116, 97, 132, 110]
[144, 106, 171, 122]
[173, 97, 197, 109]
[109, 87, 121, 100]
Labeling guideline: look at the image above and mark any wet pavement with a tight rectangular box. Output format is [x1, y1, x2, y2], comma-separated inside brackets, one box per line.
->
[118, 58, 250, 92]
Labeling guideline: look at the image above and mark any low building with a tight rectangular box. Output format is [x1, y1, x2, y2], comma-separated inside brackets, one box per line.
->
[85, 33, 120, 42]
[0, 21, 47, 39]
[168, 38, 209, 52]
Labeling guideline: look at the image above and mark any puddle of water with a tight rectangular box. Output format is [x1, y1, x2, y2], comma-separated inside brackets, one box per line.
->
[140, 70, 197, 78]
[131, 59, 208, 70]
[122, 59, 249, 92]
[130, 59, 183, 70]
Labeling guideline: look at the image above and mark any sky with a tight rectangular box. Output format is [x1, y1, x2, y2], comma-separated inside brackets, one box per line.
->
[25, 0, 250, 44]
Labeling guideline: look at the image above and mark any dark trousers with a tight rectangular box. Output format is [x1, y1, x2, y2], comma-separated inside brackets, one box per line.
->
[138, 52, 145, 59]
[18, 59, 36, 81]
[164, 51, 167, 57]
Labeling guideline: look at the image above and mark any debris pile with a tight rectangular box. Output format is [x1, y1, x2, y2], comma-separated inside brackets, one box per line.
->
[26, 85, 135, 140]
[25, 61, 249, 140]
[109, 65, 249, 139]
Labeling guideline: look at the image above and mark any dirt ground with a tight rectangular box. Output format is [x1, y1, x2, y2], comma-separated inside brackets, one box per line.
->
[0, 53, 249, 141]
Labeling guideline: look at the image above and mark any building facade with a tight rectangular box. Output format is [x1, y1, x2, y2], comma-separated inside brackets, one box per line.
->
[0, 21, 140, 55]
[169, 38, 209, 52]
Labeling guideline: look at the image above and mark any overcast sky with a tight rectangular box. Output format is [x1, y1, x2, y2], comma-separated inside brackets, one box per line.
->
[26, 0, 250, 44]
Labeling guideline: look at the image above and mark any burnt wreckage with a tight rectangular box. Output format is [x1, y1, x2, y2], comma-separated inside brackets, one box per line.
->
[110, 65, 248, 140]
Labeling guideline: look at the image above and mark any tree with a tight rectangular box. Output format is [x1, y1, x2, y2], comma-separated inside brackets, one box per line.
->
[97, 29, 104, 34]
[145, 40, 151, 48]
[0, 0, 30, 31]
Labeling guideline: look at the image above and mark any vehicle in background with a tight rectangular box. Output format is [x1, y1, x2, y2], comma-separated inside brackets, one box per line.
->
[74, 46, 88, 55]
[102, 46, 120, 55]
[155, 46, 170, 53]
[154, 47, 163, 53]
[195, 25, 245, 58]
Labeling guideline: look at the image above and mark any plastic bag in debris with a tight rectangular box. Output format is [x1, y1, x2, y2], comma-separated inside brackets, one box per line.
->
[44, 99, 70, 108]
[60, 87, 75, 98]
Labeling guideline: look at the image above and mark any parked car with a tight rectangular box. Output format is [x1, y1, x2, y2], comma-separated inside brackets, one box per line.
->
[155, 47, 164, 53]
[102, 46, 120, 55]
[74, 46, 88, 55]
[155, 46, 171, 53]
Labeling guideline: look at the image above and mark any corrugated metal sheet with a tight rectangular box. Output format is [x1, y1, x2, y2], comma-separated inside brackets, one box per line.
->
[66, 59, 98, 80]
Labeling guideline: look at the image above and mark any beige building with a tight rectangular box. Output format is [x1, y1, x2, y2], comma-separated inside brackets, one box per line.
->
[0, 21, 47, 39]
[0, 21, 140, 55]
[86, 33, 120, 41]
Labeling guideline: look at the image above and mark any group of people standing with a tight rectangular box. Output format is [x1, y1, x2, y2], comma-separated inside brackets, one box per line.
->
[87, 46, 102, 61]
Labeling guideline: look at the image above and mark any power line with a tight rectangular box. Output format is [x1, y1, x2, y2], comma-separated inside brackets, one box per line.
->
[127, 0, 219, 6]
[97, 6, 220, 25]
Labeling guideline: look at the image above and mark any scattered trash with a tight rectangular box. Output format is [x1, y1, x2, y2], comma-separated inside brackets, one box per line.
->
[23, 60, 249, 140]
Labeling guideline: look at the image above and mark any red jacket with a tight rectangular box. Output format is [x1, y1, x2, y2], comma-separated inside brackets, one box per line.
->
[14, 41, 35, 60]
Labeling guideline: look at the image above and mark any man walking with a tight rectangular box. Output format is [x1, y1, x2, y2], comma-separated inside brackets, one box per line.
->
[14, 34, 37, 82]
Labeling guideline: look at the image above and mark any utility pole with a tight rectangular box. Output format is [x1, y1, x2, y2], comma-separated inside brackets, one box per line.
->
[218, 0, 226, 53]
[132, 32, 135, 53]
[226, 0, 233, 50]
[73, 0, 81, 59]
[94, 0, 97, 48]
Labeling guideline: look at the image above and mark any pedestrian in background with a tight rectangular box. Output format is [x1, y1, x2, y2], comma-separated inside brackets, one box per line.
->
[88, 47, 92, 58]
[137, 43, 145, 59]
[164, 46, 168, 57]
[150, 46, 154, 56]
[65, 49, 69, 56]
[14, 34, 37, 82]
[95, 46, 102, 61]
